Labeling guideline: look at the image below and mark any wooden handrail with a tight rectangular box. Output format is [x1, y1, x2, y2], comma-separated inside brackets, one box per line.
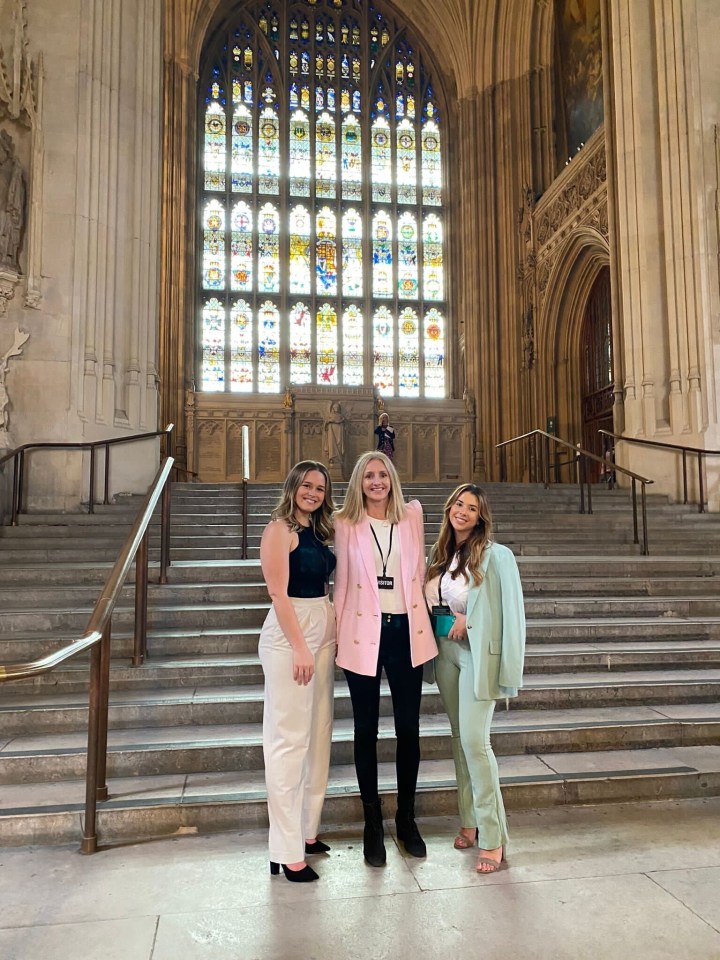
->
[0, 456, 175, 853]
[600, 429, 719, 513]
[496, 429, 654, 555]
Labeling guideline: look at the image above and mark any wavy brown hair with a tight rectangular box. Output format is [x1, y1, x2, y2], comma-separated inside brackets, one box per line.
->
[334, 451, 407, 525]
[271, 460, 335, 541]
[426, 484, 493, 586]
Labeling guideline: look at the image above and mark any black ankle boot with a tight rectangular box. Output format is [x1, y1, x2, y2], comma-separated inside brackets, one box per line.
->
[396, 804, 426, 858]
[362, 799, 386, 867]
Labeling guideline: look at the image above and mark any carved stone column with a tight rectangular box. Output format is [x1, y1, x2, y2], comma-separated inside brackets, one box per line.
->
[607, 0, 720, 505]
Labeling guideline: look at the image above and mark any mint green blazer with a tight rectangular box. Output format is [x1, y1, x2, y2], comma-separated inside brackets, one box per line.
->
[465, 542, 526, 700]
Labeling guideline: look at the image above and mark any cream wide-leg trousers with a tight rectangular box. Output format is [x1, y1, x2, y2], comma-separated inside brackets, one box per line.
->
[258, 596, 336, 865]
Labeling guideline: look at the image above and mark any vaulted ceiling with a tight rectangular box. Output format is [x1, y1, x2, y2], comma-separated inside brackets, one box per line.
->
[164, 0, 552, 98]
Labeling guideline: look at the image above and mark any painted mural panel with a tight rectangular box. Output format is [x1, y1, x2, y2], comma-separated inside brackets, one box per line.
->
[556, 0, 603, 159]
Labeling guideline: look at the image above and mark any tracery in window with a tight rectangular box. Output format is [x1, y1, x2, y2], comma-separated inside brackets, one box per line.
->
[199, 0, 447, 397]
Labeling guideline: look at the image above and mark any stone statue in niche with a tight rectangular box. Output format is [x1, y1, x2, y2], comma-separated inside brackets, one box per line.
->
[0, 327, 30, 438]
[0, 131, 26, 273]
[323, 400, 345, 470]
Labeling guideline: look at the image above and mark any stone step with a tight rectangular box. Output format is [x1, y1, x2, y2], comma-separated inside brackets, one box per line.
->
[2, 705, 720, 785]
[3, 641, 720, 696]
[2, 745, 719, 847]
[5, 574, 720, 609]
[2, 671, 720, 737]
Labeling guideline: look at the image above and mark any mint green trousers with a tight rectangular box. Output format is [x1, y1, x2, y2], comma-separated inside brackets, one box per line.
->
[435, 637, 509, 849]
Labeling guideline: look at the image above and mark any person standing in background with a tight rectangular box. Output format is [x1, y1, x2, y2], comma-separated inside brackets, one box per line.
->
[374, 412, 395, 461]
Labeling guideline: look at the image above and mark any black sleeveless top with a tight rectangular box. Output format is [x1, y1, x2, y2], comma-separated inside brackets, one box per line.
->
[288, 525, 336, 598]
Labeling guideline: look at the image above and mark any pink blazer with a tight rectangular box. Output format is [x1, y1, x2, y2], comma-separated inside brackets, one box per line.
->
[334, 499, 437, 676]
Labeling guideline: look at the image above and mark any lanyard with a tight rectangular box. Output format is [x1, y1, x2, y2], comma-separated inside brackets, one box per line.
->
[369, 522, 394, 578]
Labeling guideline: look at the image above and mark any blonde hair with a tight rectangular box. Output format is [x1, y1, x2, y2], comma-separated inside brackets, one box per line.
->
[335, 451, 407, 525]
[271, 460, 335, 541]
[426, 484, 493, 586]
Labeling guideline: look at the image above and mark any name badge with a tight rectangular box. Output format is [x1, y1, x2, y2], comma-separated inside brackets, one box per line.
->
[377, 576, 394, 590]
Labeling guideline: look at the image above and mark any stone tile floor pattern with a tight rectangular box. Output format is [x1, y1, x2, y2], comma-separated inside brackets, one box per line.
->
[0, 797, 719, 959]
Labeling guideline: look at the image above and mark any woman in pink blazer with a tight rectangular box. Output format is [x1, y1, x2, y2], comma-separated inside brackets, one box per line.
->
[334, 451, 437, 866]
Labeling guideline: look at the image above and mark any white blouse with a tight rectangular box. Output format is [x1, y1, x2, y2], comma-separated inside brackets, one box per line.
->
[367, 515, 406, 614]
[425, 553, 469, 614]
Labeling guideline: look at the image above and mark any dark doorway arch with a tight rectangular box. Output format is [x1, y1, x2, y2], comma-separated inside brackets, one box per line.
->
[580, 266, 613, 480]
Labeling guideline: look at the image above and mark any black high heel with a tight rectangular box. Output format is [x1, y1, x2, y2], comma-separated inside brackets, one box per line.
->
[269, 861, 319, 882]
[304, 839, 331, 854]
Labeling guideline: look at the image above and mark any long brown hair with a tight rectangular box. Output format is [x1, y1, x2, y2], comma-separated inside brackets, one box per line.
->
[426, 484, 493, 586]
[334, 451, 407, 524]
[271, 460, 335, 541]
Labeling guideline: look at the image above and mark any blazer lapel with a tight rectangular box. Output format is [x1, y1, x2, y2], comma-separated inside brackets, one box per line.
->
[397, 515, 415, 602]
[358, 519, 379, 589]
[466, 541, 494, 621]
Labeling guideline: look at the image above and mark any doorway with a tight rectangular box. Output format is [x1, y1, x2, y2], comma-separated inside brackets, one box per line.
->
[580, 267, 613, 482]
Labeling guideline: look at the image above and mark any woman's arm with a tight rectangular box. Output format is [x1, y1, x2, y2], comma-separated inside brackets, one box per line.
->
[260, 520, 315, 684]
[497, 549, 526, 694]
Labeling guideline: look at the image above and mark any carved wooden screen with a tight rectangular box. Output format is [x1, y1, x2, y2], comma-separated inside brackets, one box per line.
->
[198, 0, 447, 399]
[580, 266, 613, 477]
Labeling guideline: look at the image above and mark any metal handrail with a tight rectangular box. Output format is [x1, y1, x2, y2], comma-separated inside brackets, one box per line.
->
[0, 456, 175, 853]
[496, 429, 654, 554]
[600, 429, 720, 514]
[0, 424, 175, 525]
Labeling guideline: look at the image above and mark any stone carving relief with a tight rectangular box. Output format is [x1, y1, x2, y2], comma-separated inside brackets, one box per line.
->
[0, 0, 44, 308]
[0, 130, 24, 274]
[0, 324, 29, 442]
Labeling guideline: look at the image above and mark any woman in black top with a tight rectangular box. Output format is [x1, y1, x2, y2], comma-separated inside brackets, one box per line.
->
[374, 412, 395, 460]
[259, 460, 336, 882]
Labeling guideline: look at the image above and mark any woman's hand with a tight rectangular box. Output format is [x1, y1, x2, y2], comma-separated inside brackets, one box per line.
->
[293, 643, 315, 685]
[448, 612, 467, 641]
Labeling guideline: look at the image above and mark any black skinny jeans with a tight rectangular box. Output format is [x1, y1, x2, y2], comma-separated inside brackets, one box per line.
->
[343, 613, 424, 810]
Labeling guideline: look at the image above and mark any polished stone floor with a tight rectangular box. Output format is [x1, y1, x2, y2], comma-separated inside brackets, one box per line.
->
[1, 798, 720, 960]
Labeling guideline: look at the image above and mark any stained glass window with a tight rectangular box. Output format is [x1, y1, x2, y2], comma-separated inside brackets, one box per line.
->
[289, 302, 312, 384]
[373, 211, 393, 298]
[198, 2, 447, 397]
[423, 213, 444, 301]
[373, 307, 394, 395]
[230, 300, 253, 391]
[317, 303, 338, 385]
[289, 205, 312, 295]
[342, 209, 363, 297]
[423, 308, 445, 397]
[342, 305, 363, 386]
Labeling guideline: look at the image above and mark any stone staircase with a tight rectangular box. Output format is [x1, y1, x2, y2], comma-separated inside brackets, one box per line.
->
[1, 481, 720, 847]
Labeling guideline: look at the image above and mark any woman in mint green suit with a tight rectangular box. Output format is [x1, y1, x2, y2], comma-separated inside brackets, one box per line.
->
[425, 484, 525, 873]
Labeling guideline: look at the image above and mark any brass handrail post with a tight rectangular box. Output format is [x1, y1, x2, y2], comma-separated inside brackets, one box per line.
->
[579, 455, 586, 514]
[241, 479, 248, 559]
[88, 446, 96, 515]
[631, 478, 639, 545]
[11, 453, 19, 525]
[133, 532, 149, 665]
[641, 482, 649, 555]
[241, 423, 250, 559]
[81, 641, 102, 854]
[159, 482, 171, 585]
[587, 459, 593, 515]
[16, 448, 25, 516]
[103, 444, 111, 505]
[698, 452, 705, 514]
[95, 621, 111, 801]
[682, 450, 688, 504]
[544, 435, 550, 488]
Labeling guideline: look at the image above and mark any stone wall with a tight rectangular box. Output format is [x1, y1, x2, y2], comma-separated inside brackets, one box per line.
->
[0, 0, 162, 510]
